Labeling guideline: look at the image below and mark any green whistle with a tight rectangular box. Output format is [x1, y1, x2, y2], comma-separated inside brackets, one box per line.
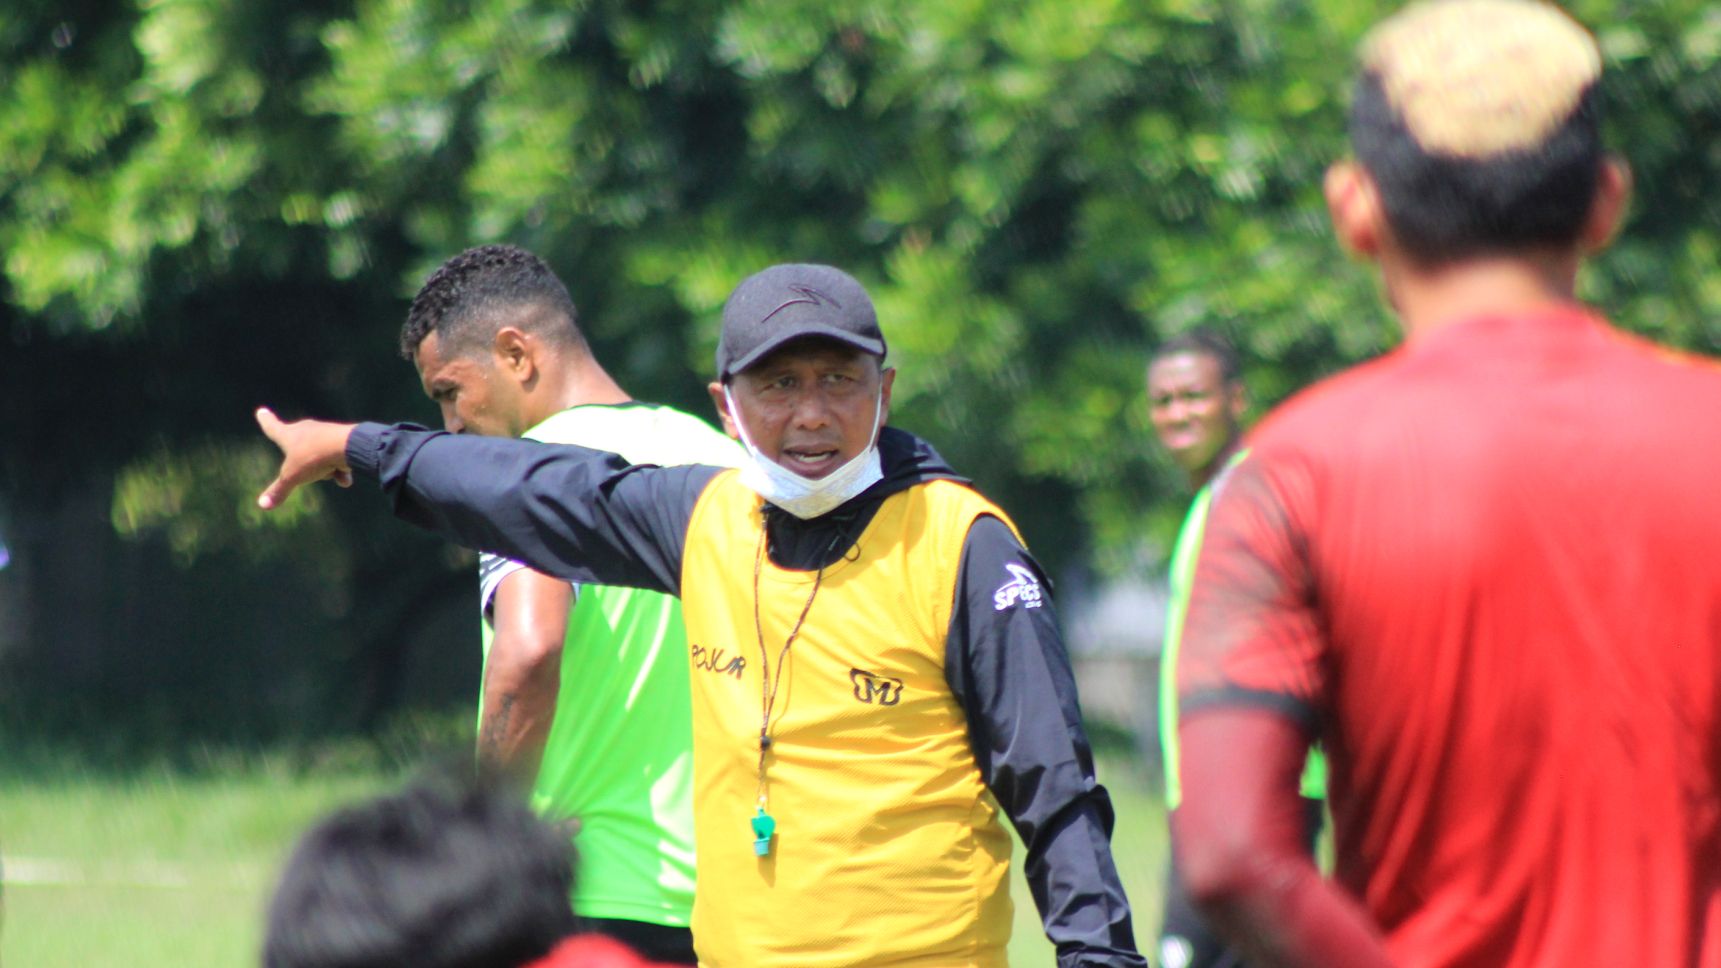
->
[751, 808, 776, 857]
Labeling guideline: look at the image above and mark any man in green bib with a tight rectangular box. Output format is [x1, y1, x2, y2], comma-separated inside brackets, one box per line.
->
[401, 245, 739, 964]
[1146, 330, 1324, 968]
[256, 262, 1147, 967]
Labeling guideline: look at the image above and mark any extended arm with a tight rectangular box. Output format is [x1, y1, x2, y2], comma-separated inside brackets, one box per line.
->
[946, 516, 1147, 968]
[256, 412, 720, 594]
[479, 566, 572, 787]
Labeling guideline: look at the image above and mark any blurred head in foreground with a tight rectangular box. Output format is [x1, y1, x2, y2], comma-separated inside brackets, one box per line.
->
[1324, 0, 1629, 307]
[263, 772, 577, 968]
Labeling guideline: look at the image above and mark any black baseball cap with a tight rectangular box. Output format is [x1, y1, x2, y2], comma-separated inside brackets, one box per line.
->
[716, 263, 887, 379]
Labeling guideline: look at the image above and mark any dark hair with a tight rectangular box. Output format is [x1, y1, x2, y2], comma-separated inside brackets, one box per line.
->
[263, 773, 577, 968]
[1151, 329, 1241, 384]
[1349, 71, 1603, 265]
[399, 245, 586, 361]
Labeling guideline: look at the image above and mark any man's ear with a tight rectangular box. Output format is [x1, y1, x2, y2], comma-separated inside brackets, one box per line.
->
[1226, 380, 1248, 423]
[1325, 161, 1385, 260]
[707, 380, 740, 440]
[1581, 157, 1632, 254]
[493, 327, 534, 382]
[878, 367, 896, 428]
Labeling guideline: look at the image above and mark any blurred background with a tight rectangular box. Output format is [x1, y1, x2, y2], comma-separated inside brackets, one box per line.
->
[2, 0, 1719, 963]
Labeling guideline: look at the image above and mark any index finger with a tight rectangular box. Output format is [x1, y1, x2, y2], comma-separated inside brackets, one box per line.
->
[257, 470, 298, 510]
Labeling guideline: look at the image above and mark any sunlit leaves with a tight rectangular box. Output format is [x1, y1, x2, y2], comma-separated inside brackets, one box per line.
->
[6, 0, 1721, 582]
[111, 443, 333, 566]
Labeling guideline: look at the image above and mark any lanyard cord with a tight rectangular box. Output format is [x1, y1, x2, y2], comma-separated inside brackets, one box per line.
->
[752, 524, 826, 812]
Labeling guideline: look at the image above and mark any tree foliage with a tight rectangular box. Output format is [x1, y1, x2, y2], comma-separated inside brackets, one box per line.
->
[4, 0, 1720, 738]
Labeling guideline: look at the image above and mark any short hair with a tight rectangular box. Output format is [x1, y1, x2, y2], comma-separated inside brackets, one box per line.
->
[1151, 329, 1241, 385]
[1349, 0, 1604, 265]
[399, 245, 586, 361]
[263, 772, 577, 968]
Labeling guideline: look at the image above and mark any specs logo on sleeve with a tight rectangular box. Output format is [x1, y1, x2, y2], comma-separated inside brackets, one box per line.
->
[992, 562, 1044, 611]
[849, 667, 903, 706]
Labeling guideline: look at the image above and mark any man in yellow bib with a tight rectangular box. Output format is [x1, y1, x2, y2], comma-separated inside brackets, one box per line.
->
[255, 263, 1146, 967]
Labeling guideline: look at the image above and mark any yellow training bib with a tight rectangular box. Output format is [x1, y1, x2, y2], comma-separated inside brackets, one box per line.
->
[678, 474, 1020, 967]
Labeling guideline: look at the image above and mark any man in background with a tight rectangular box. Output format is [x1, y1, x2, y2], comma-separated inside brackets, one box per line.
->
[401, 245, 737, 964]
[1145, 330, 1322, 968]
[1173, 1, 1721, 965]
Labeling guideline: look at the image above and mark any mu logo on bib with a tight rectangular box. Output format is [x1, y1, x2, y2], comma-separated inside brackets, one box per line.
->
[850, 667, 904, 706]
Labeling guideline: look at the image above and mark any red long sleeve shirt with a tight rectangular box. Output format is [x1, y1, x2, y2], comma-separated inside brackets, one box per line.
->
[1178, 308, 1721, 967]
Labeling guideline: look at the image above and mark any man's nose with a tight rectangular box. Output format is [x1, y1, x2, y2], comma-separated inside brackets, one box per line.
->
[790, 387, 833, 428]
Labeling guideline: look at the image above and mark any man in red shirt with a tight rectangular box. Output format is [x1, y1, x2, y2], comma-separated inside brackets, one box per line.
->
[1172, 2, 1721, 966]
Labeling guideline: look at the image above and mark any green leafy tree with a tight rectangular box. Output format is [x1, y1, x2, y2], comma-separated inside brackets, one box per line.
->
[3, 0, 1717, 742]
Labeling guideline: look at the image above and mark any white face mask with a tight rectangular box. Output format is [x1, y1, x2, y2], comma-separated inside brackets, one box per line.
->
[724, 386, 885, 520]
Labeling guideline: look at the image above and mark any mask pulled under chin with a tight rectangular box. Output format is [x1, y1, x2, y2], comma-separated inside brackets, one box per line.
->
[726, 387, 885, 520]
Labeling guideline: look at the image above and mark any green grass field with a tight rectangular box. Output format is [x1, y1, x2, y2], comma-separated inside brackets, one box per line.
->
[0, 750, 1166, 967]
[0, 757, 399, 968]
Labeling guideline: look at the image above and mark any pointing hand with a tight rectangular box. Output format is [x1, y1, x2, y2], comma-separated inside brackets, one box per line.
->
[255, 408, 358, 510]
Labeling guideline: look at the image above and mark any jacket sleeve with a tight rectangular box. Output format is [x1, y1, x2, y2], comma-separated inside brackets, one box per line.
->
[346, 422, 720, 596]
[945, 515, 1148, 968]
